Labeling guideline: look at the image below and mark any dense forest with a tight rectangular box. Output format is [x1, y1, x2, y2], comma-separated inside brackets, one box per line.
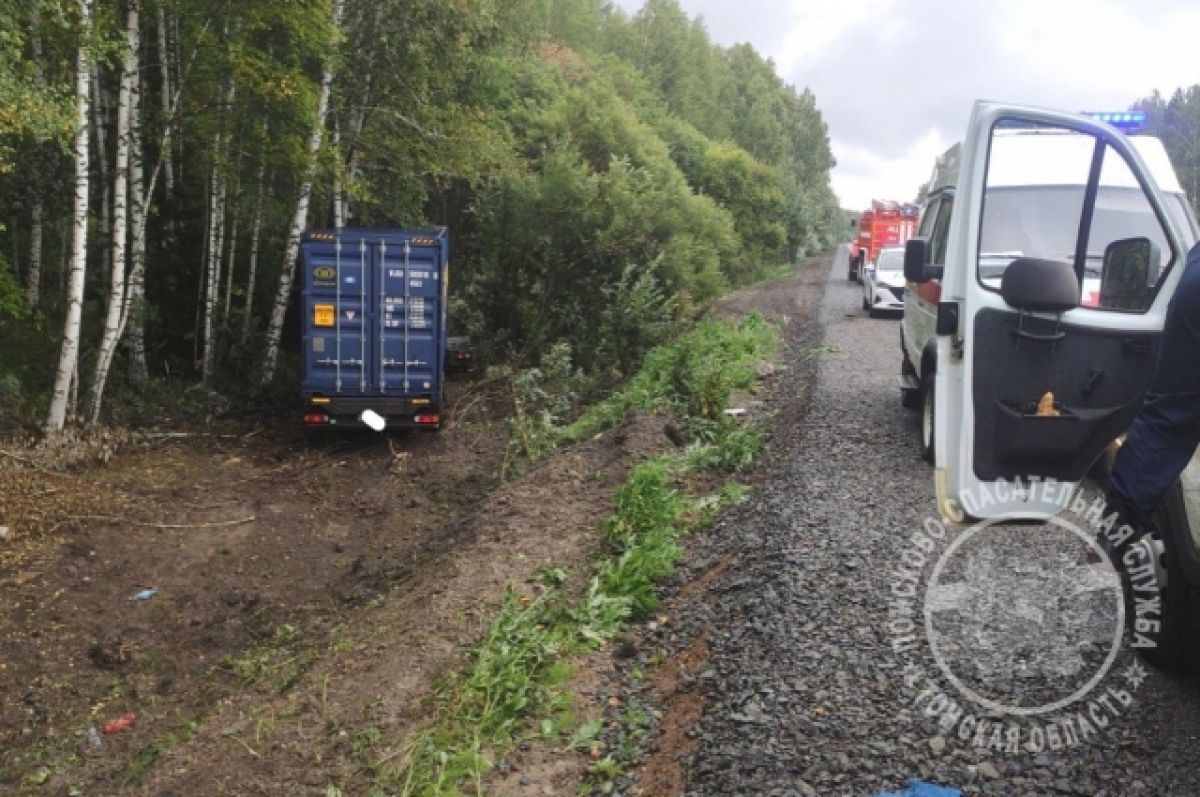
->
[0, 0, 843, 431]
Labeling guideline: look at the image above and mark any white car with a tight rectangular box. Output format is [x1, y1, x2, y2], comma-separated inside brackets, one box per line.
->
[862, 247, 907, 316]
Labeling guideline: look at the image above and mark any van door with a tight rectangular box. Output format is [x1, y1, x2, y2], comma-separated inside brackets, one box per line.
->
[936, 102, 1192, 521]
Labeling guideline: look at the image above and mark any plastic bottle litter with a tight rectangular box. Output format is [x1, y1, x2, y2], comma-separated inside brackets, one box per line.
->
[130, 588, 157, 602]
[100, 711, 137, 736]
[85, 727, 103, 749]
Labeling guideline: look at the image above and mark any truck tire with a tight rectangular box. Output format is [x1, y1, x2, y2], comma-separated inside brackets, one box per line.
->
[1126, 482, 1200, 672]
[920, 373, 935, 463]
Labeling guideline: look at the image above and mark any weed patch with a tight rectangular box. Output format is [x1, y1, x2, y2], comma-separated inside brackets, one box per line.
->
[378, 312, 780, 795]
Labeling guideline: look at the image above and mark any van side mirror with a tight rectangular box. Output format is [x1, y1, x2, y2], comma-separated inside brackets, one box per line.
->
[1000, 257, 1079, 313]
[1100, 237, 1157, 310]
[904, 238, 942, 283]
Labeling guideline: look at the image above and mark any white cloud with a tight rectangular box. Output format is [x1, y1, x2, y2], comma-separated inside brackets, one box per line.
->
[612, 0, 1200, 210]
[832, 127, 950, 210]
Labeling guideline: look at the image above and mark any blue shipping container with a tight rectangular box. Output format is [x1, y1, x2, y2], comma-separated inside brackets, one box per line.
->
[300, 228, 449, 429]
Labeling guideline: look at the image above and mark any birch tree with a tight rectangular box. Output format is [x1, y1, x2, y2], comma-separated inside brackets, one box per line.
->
[46, 0, 93, 432]
[200, 73, 235, 382]
[260, 0, 345, 384]
[125, 45, 148, 383]
[124, 14, 208, 384]
[88, 0, 140, 423]
[241, 126, 267, 343]
[24, 24, 46, 307]
[156, 4, 174, 196]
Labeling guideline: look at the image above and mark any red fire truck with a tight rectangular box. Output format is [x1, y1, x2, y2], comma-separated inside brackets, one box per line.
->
[848, 200, 920, 282]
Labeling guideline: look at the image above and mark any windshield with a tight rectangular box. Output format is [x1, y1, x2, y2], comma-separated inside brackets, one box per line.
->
[978, 185, 1175, 284]
[876, 249, 904, 272]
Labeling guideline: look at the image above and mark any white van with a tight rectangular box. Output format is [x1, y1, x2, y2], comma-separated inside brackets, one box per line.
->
[901, 101, 1200, 667]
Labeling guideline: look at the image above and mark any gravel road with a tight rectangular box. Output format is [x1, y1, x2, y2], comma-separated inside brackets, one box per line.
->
[659, 248, 1200, 796]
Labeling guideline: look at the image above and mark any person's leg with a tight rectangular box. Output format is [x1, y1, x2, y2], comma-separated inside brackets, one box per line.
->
[1108, 242, 1200, 527]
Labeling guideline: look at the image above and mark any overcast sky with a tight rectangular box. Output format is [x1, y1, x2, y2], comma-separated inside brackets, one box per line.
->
[610, 0, 1200, 209]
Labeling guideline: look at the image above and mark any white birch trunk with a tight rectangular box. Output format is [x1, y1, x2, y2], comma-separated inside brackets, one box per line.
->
[26, 202, 43, 306]
[156, 4, 174, 196]
[200, 75, 235, 379]
[91, 72, 111, 281]
[87, 0, 138, 424]
[46, 0, 93, 432]
[241, 152, 267, 343]
[121, 16, 208, 380]
[68, 357, 80, 424]
[25, 25, 46, 307]
[126, 60, 149, 383]
[222, 215, 239, 323]
[332, 113, 347, 228]
[200, 155, 221, 380]
[260, 0, 345, 384]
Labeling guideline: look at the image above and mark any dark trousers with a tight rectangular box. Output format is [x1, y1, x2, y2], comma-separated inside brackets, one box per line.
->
[1109, 242, 1200, 525]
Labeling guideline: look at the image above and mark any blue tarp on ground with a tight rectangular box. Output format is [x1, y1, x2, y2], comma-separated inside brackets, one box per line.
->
[875, 780, 963, 797]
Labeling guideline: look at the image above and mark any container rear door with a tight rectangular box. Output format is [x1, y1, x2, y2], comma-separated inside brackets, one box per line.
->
[375, 238, 443, 398]
[304, 238, 370, 394]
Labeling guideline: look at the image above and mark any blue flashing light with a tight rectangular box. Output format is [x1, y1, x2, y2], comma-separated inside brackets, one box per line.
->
[1083, 110, 1148, 132]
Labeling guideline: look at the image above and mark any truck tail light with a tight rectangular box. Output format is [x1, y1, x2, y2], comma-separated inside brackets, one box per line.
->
[414, 414, 440, 426]
[304, 413, 329, 425]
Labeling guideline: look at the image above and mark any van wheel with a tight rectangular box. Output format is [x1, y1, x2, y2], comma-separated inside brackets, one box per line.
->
[920, 374, 935, 463]
[1127, 483, 1200, 672]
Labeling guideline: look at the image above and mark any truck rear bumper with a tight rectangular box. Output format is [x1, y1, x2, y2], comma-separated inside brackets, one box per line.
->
[302, 394, 441, 429]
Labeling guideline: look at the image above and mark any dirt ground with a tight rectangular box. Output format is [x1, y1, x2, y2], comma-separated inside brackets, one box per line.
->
[0, 376, 679, 795]
[0, 255, 828, 796]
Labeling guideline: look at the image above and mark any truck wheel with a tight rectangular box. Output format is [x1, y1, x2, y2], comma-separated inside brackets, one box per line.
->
[920, 374, 935, 463]
[1126, 483, 1200, 672]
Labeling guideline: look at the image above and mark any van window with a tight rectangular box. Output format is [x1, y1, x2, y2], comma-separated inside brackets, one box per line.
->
[976, 124, 1177, 313]
[931, 195, 954, 266]
[1082, 146, 1174, 310]
[918, 197, 940, 238]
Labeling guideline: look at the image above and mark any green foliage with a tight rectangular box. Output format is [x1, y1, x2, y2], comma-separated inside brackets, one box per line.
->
[566, 312, 779, 440]
[503, 341, 584, 471]
[593, 459, 686, 615]
[685, 418, 765, 473]
[0, 255, 22, 319]
[0, 0, 836, 427]
[1135, 85, 1200, 212]
[397, 587, 574, 795]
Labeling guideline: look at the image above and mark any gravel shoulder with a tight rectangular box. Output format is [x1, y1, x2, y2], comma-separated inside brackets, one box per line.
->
[632, 247, 1200, 796]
